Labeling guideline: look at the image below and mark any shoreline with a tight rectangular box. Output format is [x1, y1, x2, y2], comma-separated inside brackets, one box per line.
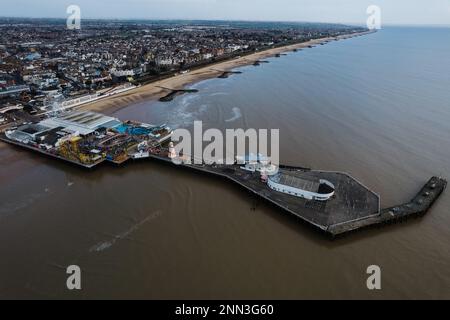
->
[0, 30, 373, 149]
[80, 30, 375, 115]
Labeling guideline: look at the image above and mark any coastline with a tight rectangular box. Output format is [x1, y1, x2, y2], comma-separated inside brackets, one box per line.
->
[80, 30, 374, 115]
[0, 30, 373, 149]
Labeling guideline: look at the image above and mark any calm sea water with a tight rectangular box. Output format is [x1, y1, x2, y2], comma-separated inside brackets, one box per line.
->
[1, 27, 450, 299]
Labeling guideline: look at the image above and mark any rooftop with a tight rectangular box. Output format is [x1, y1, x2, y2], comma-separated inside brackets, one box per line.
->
[40, 111, 122, 135]
[270, 173, 320, 193]
[19, 123, 51, 135]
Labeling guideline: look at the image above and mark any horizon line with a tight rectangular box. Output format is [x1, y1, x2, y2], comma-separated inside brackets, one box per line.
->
[1, 16, 450, 28]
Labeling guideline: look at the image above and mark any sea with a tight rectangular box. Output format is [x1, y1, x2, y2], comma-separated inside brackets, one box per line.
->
[1, 27, 449, 299]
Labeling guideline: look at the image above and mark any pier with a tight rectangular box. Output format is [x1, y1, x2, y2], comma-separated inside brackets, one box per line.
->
[1, 126, 446, 238]
[152, 156, 380, 232]
[145, 156, 447, 237]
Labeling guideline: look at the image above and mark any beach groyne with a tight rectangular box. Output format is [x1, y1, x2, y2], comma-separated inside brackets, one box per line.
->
[157, 87, 199, 102]
[217, 71, 243, 79]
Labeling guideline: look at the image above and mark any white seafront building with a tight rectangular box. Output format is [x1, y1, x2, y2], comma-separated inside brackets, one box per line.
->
[237, 154, 279, 180]
[267, 173, 335, 201]
[237, 154, 335, 201]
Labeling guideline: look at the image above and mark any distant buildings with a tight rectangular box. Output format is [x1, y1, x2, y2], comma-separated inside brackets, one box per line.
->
[0, 18, 366, 114]
[0, 85, 30, 96]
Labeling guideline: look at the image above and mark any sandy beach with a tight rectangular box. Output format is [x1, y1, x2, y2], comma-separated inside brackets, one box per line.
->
[80, 31, 373, 115]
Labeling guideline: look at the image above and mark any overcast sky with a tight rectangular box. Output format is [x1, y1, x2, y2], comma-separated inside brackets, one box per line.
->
[2, 0, 450, 25]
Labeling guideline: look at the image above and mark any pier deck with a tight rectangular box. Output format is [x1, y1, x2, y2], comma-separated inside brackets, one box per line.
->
[0, 135, 104, 168]
[327, 176, 447, 236]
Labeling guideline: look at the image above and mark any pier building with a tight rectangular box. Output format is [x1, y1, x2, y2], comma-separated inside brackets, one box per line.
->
[268, 173, 335, 201]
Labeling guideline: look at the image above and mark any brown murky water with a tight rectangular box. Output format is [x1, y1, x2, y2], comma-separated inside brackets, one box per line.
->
[1, 27, 449, 299]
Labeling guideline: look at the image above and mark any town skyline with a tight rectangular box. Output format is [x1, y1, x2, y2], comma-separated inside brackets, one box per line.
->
[2, 0, 450, 26]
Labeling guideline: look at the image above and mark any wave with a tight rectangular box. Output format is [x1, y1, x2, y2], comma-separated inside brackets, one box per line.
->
[225, 107, 242, 122]
[89, 210, 162, 253]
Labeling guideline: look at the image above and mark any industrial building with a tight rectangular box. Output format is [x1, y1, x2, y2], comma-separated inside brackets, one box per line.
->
[39, 111, 122, 136]
[5, 123, 55, 144]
